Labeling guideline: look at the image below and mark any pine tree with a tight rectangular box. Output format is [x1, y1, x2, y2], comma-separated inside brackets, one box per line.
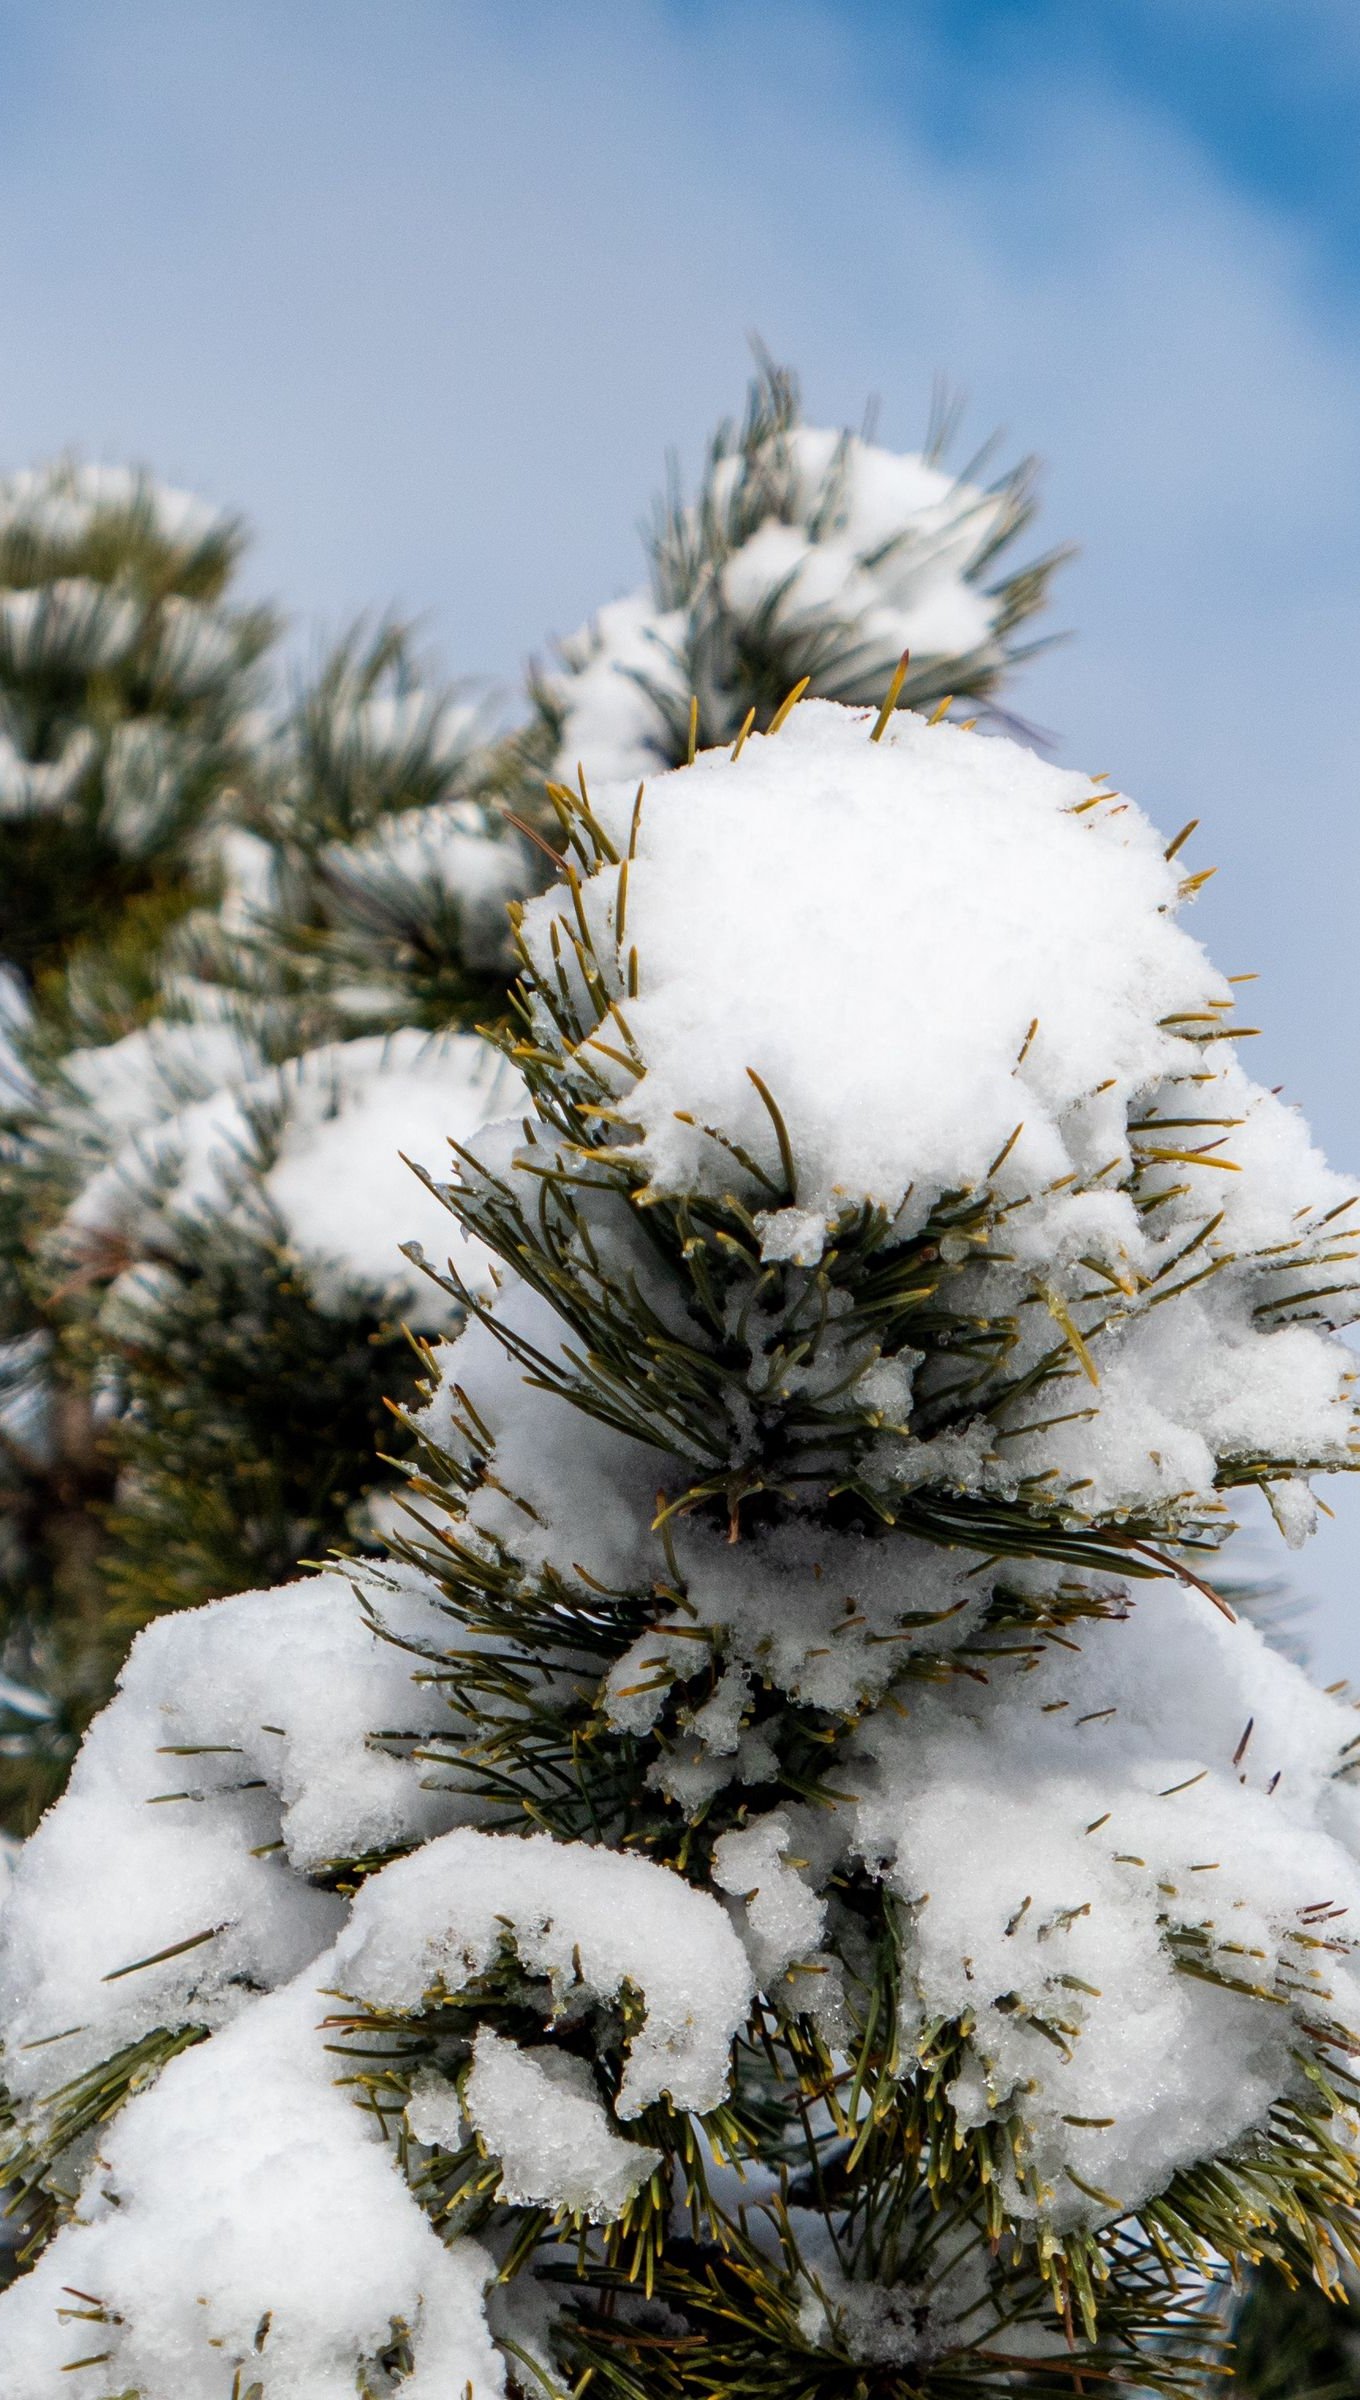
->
[2, 696, 1359, 2395]
[0, 460, 274, 1826]
[0, 621, 523, 1827]
[0, 461, 272, 985]
[521, 358, 1064, 793]
[0, 365, 1064, 1836]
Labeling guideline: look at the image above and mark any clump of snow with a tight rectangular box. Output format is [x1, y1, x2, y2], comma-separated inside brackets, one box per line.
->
[547, 590, 686, 785]
[605, 1520, 998, 1732]
[795, 2226, 1049, 2373]
[210, 820, 280, 931]
[463, 2027, 663, 2220]
[514, 701, 1360, 1531]
[147, 592, 242, 694]
[319, 797, 527, 978]
[0, 1569, 463, 2100]
[59, 1028, 524, 1327]
[412, 1282, 664, 1591]
[756, 1204, 831, 1265]
[0, 726, 96, 822]
[712, 1811, 828, 1986]
[0, 964, 32, 1102]
[852, 1580, 1360, 2230]
[58, 1016, 267, 1143]
[0, 580, 142, 678]
[545, 427, 1020, 781]
[0, 1331, 56, 1471]
[0, 460, 228, 556]
[260, 1039, 521, 1320]
[314, 682, 483, 775]
[526, 704, 1331, 1232]
[335, 1827, 754, 2119]
[0, 1969, 506, 2400]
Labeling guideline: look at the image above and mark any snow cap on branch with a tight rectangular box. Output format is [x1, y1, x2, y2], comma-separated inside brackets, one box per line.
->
[54, 1027, 522, 1329]
[537, 361, 1063, 782]
[505, 699, 1359, 1547]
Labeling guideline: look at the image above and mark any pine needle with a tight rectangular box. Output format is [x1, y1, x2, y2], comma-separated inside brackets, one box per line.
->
[766, 675, 810, 734]
[869, 650, 912, 740]
[505, 810, 567, 870]
[1043, 1287, 1100, 1385]
[745, 1069, 797, 1198]
[1163, 819, 1199, 861]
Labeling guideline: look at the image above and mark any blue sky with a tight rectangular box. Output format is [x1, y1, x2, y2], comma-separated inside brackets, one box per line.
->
[3, 0, 1360, 1660]
[827, 0, 1360, 281]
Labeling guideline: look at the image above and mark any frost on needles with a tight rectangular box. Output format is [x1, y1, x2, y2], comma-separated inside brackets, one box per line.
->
[4, 698, 1360, 2397]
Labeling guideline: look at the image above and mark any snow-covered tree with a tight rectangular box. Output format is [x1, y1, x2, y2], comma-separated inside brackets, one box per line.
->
[0, 460, 272, 988]
[0, 461, 273, 1823]
[2, 697, 1359, 2395]
[523, 359, 1063, 790]
[0, 623, 527, 1826]
[0, 364, 1064, 1835]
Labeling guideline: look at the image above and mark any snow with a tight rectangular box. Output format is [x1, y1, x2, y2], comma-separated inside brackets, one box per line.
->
[320, 795, 527, 976]
[596, 1513, 1006, 1750]
[0, 1569, 463, 2097]
[713, 426, 998, 660]
[335, 1826, 754, 2118]
[211, 821, 279, 929]
[711, 1811, 828, 1986]
[60, 1028, 524, 1328]
[546, 425, 1017, 781]
[413, 1283, 664, 1589]
[0, 726, 96, 822]
[516, 700, 1360, 1533]
[332, 686, 483, 769]
[0, 579, 141, 674]
[527, 704, 1284, 1223]
[0, 964, 32, 1105]
[547, 589, 687, 784]
[792, 2224, 1044, 2372]
[463, 2028, 663, 2220]
[59, 1017, 266, 1143]
[0, 1330, 55, 1470]
[100, 719, 197, 854]
[0, 1969, 506, 2400]
[0, 460, 227, 554]
[852, 1581, 1360, 2230]
[146, 591, 241, 694]
[260, 1037, 522, 1320]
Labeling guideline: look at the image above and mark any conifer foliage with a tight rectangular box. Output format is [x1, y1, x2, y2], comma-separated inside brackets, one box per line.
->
[0, 461, 271, 984]
[2, 697, 1359, 2396]
[0, 462, 273, 1823]
[0, 366, 1062, 1836]
[529, 361, 1062, 787]
[45, 625, 526, 1609]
